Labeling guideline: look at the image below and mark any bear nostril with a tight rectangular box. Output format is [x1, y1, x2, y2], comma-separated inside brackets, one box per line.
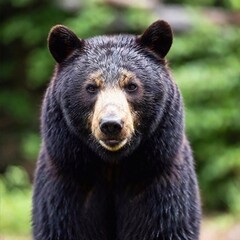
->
[100, 118, 123, 136]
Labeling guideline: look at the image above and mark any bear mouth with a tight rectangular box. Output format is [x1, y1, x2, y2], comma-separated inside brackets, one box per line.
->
[99, 139, 128, 152]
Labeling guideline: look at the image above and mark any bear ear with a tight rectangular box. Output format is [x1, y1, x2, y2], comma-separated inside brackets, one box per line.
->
[48, 25, 83, 63]
[137, 20, 173, 58]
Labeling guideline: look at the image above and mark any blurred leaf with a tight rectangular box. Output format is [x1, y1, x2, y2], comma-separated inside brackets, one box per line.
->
[21, 133, 41, 161]
[2, 166, 30, 190]
[26, 48, 54, 87]
[9, 0, 32, 7]
[0, 91, 34, 122]
[0, 167, 31, 234]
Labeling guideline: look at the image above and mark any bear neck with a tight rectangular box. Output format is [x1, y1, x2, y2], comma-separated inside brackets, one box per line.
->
[149, 81, 185, 164]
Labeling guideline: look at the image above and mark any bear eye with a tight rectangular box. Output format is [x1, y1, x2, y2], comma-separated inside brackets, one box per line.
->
[86, 84, 99, 94]
[125, 83, 138, 93]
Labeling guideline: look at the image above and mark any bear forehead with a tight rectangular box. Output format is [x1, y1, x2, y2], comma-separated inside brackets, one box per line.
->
[86, 35, 136, 49]
[76, 35, 157, 80]
[83, 35, 142, 64]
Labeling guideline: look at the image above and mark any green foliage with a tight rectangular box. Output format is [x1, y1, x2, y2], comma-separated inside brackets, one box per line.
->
[0, 91, 34, 122]
[65, 3, 116, 38]
[0, 166, 31, 234]
[168, 0, 240, 10]
[169, 19, 240, 214]
[21, 133, 41, 161]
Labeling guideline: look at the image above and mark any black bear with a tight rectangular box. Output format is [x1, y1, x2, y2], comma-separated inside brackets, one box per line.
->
[32, 20, 201, 240]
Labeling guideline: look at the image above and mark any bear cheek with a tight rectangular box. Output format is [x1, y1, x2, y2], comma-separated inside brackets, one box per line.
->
[90, 111, 101, 140]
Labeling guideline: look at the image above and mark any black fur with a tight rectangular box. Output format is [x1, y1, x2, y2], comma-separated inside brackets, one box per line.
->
[32, 20, 201, 240]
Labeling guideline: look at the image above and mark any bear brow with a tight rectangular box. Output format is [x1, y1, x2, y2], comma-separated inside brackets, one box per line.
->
[88, 70, 104, 87]
[119, 69, 136, 88]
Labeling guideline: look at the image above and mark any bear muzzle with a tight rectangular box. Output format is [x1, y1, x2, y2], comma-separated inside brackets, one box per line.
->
[91, 89, 135, 152]
[100, 116, 124, 134]
[98, 116, 128, 151]
[92, 112, 133, 152]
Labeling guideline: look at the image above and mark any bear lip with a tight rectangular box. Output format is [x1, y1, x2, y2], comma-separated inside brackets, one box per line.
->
[104, 139, 121, 147]
[99, 139, 128, 152]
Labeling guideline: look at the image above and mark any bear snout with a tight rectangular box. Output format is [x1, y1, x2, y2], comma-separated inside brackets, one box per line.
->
[90, 89, 135, 152]
[98, 116, 127, 151]
[96, 113, 129, 152]
[99, 117, 124, 136]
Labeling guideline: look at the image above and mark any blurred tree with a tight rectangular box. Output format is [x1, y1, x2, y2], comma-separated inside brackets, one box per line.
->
[0, 0, 71, 174]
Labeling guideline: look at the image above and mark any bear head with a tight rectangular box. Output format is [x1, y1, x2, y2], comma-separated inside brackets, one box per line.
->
[47, 20, 173, 161]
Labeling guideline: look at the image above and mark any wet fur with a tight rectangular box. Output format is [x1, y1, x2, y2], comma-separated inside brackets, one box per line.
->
[32, 21, 201, 240]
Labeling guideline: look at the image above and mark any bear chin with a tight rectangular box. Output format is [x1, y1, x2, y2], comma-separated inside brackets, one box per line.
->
[99, 139, 128, 152]
[93, 136, 142, 162]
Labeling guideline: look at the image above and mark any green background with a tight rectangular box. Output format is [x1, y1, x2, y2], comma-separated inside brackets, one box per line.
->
[0, 0, 240, 238]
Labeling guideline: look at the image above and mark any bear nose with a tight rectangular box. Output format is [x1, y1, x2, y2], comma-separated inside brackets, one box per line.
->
[100, 118, 123, 136]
